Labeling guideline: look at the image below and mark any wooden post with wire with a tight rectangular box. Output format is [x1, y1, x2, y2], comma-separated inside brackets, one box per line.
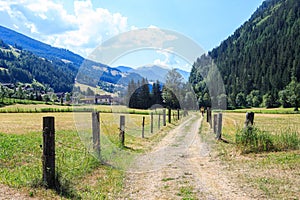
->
[213, 113, 218, 134]
[150, 112, 153, 133]
[92, 111, 100, 159]
[142, 116, 145, 138]
[163, 109, 166, 126]
[216, 113, 223, 140]
[158, 113, 161, 129]
[207, 107, 212, 128]
[42, 116, 55, 189]
[119, 115, 125, 147]
[168, 108, 171, 123]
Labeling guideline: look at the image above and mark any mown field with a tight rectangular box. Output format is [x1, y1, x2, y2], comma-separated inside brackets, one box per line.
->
[0, 104, 181, 199]
[202, 111, 300, 199]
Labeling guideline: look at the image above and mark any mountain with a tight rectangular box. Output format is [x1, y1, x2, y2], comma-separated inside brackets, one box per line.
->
[0, 25, 83, 67]
[0, 26, 144, 93]
[189, 0, 300, 109]
[0, 40, 75, 92]
[117, 65, 190, 83]
[116, 66, 133, 73]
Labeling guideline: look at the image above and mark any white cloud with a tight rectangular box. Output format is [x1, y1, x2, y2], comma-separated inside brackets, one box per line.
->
[154, 50, 179, 67]
[0, 0, 129, 57]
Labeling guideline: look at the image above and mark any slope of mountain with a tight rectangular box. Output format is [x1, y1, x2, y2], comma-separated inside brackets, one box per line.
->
[116, 66, 133, 73]
[0, 25, 83, 66]
[0, 41, 75, 92]
[0, 26, 145, 92]
[117, 65, 190, 83]
[189, 0, 300, 108]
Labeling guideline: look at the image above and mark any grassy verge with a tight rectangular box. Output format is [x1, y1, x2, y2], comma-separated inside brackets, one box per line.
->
[202, 112, 300, 199]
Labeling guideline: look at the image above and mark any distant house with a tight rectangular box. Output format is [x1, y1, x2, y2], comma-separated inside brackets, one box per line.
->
[79, 94, 113, 104]
[95, 94, 113, 104]
[79, 96, 95, 104]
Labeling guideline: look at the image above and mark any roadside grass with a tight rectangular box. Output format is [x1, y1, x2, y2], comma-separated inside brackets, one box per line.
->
[0, 108, 186, 199]
[202, 112, 300, 199]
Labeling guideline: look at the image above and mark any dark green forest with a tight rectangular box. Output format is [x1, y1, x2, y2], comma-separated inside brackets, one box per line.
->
[189, 0, 300, 110]
[127, 69, 198, 110]
[0, 40, 76, 92]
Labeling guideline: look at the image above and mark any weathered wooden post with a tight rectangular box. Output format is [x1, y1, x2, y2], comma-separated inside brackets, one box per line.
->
[158, 113, 161, 129]
[119, 115, 125, 146]
[207, 107, 212, 128]
[177, 109, 180, 120]
[244, 112, 255, 128]
[42, 116, 55, 189]
[163, 109, 166, 126]
[168, 108, 171, 123]
[216, 113, 223, 140]
[206, 107, 210, 122]
[92, 111, 100, 159]
[213, 113, 218, 134]
[142, 116, 145, 138]
[150, 112, 153, 133]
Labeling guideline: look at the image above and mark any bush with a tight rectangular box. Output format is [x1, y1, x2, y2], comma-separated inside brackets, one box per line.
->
[236, 126, 274, 153]
[236, 126, 300, 153]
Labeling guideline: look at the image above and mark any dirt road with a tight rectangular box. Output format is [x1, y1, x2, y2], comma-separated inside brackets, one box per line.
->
[120, 113, 253, 200]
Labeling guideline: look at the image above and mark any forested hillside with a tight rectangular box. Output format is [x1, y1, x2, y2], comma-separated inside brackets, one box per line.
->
[0, 25, 83, 66]
[190, 0, 300, 109]
[0, 40, 76, 92]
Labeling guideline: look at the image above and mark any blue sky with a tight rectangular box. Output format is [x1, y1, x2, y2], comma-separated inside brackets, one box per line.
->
[0, 0, 264, 71]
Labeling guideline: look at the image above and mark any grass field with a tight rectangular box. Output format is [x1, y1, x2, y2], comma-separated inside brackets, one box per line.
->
[0, 105, 182, 199]
[203, 111, 300, 199]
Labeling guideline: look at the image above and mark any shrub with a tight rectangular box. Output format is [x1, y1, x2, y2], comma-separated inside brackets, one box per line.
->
[236, 126, 300, 153]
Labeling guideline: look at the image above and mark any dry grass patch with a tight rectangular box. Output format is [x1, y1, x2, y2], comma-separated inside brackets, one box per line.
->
[0, 113, 77, 134]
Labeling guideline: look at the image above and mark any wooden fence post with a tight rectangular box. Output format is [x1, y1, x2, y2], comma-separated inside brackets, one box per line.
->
[92, 111, 100, 159]
[150, 112, 153, 133]
[163, 109, 166, 126]
[158, 113, 161, 129]
[168, 108, 171, 123]
[207, 107, 212, 128]
[119, 115, 125, 146]
[42, 116, 55, 189]
[142, 116, 145, 138]
[216, 113, 223, 140]
[213, 113, 218, 134]
[245, 112, 255, 128]
[177, 109, 180, 120]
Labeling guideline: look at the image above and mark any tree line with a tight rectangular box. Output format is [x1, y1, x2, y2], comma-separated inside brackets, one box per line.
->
[126, 69, 198, 110]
